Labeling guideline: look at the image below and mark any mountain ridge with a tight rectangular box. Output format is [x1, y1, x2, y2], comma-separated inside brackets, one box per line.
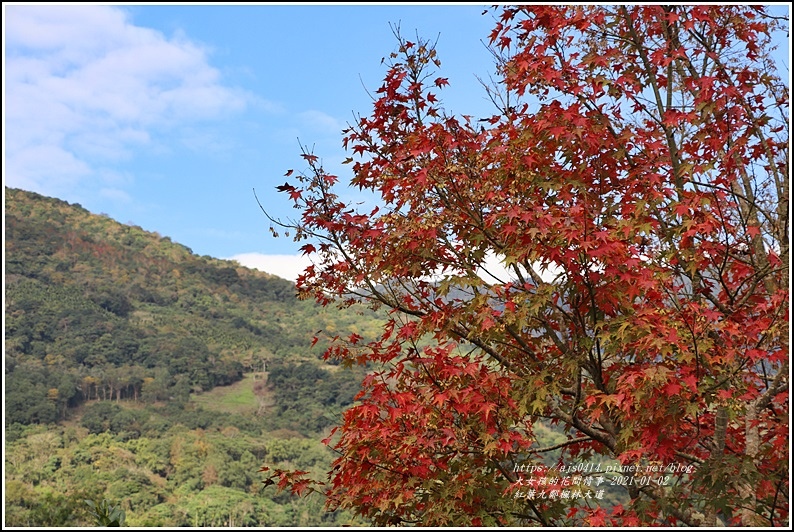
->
[4, 186, 376, 425]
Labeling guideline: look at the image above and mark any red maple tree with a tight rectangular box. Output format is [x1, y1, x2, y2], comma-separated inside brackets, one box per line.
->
[262, 5, 789, 526]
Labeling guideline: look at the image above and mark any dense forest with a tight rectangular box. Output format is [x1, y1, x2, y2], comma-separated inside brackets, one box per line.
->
[4, 187, 377, 526]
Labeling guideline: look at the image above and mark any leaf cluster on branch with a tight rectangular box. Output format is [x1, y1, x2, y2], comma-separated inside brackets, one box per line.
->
[263, 5, 789, 527]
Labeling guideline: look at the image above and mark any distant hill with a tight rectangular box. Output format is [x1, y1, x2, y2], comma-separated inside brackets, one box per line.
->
[4, 187, 377, 527]
[4, 187, 377, 427]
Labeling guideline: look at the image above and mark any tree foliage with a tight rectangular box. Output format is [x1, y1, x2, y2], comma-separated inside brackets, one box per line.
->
[4, 419, 359, 527]
[264, 5, 789, 527]
[84, 499, 126, 527]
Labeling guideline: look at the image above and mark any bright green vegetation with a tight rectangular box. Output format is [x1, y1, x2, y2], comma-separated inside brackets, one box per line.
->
[84, 499, 126, 527]
[4, 187, 376, 526]
[5, 417, 358, 526]
[192, 373, 263, 415]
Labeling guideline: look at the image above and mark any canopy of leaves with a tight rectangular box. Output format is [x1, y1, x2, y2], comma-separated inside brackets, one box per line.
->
[264, 6, 788, 527]
[4, 419, 361, 526]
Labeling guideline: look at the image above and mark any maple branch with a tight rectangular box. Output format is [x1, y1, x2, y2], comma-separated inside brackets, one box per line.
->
[548, 400, 616, 452]
[489, 459, 552, 526]
[502, 323, 541, 369]
[674, 451, 704, 465]
[753, 360, 789, 413]
[449, 322, 513, 370]
[686, 24, 786, 193]
[620, 6, 684, 193]
[635, 484, 702, 527]
[682, 20, 789, 300]
[768, 475, 788, 526]
[530, 436, 592, 454]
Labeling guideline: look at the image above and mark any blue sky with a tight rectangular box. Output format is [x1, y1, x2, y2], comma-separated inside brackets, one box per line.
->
[3, 3, 790, 282]
[4, 3, 500, 281]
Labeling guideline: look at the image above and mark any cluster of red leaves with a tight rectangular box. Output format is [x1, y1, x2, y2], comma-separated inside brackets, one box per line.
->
[263, 5, 788, 527]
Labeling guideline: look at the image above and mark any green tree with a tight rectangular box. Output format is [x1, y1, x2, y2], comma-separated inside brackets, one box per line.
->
[84, 498, 126, 527]
[81, 402, 122, 435]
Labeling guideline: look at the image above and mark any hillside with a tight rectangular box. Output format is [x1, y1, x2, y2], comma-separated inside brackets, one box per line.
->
[5, 187, 379, 426]
[3, 187, 376, 526]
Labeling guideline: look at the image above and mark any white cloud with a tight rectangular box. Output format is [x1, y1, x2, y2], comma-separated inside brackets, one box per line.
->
[229, 249, 565, 287]
[298, 109, 344, 135]
[477, 251, 564, 285]
[5, 144, 92, 192]
[99, 187, 133, 203]
[228, 252, 312, 283]
[4, 5, 253, 197]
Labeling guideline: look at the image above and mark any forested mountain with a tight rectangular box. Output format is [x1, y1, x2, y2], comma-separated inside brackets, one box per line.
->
[3, 187, 375, 526]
